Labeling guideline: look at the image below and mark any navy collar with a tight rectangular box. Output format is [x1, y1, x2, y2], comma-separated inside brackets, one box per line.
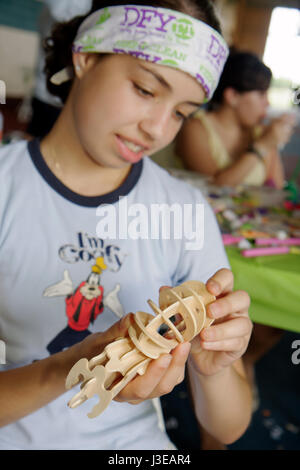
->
[28, 138, 143, 207]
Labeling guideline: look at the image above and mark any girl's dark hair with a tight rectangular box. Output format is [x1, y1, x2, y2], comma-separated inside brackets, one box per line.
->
[208, 47, 272, 109]
[44, 0, 222, 103]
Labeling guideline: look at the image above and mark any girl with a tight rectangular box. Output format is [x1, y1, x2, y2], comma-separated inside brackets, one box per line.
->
[0, 0, 252, 450]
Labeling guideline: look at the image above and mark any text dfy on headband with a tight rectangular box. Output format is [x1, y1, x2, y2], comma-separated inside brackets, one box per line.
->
[50, 5, 229, 100]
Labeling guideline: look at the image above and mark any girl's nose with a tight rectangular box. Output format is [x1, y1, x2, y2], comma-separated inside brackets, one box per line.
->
[139, 105, 172, 142]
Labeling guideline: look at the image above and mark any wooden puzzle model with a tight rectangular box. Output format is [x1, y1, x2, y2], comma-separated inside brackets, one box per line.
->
[65, 281, 215, 418]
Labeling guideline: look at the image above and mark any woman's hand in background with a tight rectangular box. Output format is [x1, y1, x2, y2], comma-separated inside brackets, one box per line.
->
[257, 113, 296, 152]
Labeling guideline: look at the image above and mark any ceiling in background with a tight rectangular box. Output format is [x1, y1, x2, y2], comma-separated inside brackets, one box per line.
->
[246, 0, 300, 8]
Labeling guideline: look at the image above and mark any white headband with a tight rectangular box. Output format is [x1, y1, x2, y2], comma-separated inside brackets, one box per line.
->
[50, 5, 229, 100]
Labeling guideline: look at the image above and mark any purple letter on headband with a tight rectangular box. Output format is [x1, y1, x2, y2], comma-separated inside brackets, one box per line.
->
[113, 47, 127, 55]
[129, 51, 161, 63]
[72, 44, 84, 53]
[208, 35, 227, 68]
[121, 6, 175, 33]
[121, 6, 140, 27]
[137, 9, 175, 32]
[113, 48, 161, 64]
[196, 74, 210, 97]
[155, 11, 176, 32]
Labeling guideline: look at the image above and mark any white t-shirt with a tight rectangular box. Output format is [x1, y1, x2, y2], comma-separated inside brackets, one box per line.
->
[0, 139, 230, 449]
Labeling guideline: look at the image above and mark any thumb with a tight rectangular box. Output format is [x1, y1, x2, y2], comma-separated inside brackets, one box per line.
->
[100, 313, 134, 347]
[159, 285, 171, 292]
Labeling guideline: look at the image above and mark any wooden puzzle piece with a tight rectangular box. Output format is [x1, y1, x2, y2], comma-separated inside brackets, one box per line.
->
[66, 347, 151, 417]
[159, 280, 215, 329]
[66, 281, 215, 418]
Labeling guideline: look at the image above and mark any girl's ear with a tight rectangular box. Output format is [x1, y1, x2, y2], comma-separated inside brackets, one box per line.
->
[223, 87, 240, 108]
[72, 52, 100, 79]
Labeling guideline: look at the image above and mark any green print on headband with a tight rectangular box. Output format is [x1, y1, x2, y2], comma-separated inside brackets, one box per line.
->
[50, 5, 229, 100]
[172, 19, 195, 41]
[148, 44, 187, 62]
[96, 7, 111, 25]
[81, 36, 103, 52]
[160, 59, 178, 67]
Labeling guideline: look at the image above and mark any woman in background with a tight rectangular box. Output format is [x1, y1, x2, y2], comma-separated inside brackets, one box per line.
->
[176, 49, 295, 189]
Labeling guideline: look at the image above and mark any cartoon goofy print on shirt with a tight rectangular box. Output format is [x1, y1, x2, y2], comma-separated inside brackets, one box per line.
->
[43, 257, 124, 354]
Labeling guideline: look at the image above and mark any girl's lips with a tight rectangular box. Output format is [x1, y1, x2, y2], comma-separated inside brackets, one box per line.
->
[115, 135, 146, 164]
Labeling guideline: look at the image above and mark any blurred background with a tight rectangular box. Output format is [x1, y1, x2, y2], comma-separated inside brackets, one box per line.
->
[0, 0, 299, 180]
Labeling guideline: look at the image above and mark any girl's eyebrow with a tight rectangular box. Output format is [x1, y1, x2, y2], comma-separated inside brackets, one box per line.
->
[137, 63, 202, 108]
[138, 63, 172, 90]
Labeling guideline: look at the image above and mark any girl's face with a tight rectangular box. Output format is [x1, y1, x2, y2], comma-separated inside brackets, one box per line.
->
[234, 90, 269, 128]
[71, 54, 205, 168]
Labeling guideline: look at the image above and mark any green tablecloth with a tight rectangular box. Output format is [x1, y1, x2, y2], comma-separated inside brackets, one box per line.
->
[226, 246, 300, 333]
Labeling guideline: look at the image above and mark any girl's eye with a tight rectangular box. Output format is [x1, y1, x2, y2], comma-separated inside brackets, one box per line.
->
[133, 83, 154, 97]
[175, 110, 188, 121]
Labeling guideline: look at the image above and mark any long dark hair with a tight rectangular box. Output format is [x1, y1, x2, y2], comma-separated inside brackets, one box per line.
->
[44, 0, 222, 103]
[208, 47, 272, 110]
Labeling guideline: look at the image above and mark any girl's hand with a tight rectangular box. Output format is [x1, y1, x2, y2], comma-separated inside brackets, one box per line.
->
[189, 268, 252, 377]
[114, 334, 191, 405]
[73, 313, 191, 406]
[75, 269, 252, 406]
[117, 269, 252, 403]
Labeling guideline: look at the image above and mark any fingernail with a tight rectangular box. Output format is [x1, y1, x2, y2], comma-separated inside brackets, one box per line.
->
[181, 342, 191, 355]
[202, 328, 211, 340]
[159, 355, 172, 368]
[159, 285, 170, 292]
[208, 303, 219, 318]
[208, 280, 220, 294]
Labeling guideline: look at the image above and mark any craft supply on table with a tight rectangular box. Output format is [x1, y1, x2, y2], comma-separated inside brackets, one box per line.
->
[255, 238, 300, 246]
[209, 184, 299, 255]
[222, 235, 244, 245]
[242, 246, 290, 257]
[169, 169, 300, 257]
[242, 246, 300, 258]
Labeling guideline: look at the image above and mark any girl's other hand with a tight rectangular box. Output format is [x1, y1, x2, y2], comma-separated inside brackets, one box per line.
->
[189, 269, 252, 377]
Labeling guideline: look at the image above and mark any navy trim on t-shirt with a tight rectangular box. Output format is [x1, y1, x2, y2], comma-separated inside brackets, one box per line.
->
[27, 138, 143, 207]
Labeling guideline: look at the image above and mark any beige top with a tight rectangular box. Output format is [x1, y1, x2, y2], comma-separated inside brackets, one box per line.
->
[194, 109, 266, 186]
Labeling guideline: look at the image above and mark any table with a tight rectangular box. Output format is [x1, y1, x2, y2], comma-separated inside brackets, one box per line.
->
[226, 246, 300, 333]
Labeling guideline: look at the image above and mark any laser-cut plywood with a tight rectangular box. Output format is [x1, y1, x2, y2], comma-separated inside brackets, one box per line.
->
[65, 281, 215, 418]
